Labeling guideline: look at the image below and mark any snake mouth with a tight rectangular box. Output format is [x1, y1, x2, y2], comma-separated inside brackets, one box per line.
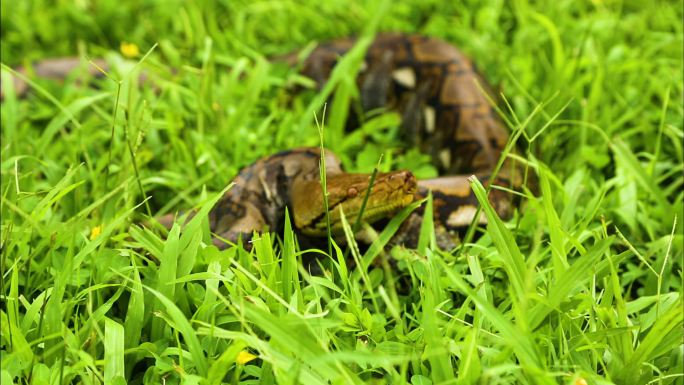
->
[297, 170, 417, 236]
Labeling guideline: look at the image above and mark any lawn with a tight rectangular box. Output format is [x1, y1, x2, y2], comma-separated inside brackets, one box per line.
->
[1, 0, 682, 384]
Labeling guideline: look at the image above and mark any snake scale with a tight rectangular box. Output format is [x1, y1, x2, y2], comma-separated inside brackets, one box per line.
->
[2, 33, 519, 250]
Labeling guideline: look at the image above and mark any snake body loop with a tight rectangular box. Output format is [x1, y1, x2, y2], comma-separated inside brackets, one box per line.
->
[209, 33, 518, 248]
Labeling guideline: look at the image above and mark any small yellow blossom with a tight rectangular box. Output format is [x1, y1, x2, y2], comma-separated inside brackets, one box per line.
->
[236, 350, 258, 365]
[89, 225, 102, 240]
[574, 378, 588, 385]
[120, 42, 140, 58]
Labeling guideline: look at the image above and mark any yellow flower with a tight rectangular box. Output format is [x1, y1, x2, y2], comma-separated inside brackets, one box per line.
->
[236, 350, 258, 365]
[89, 225, 102, 240]
[120, 42, 140, 58]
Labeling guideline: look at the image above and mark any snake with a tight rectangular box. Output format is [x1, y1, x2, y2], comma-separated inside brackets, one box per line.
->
[1, 33, 518, 250]
[202, 33, 518, 249]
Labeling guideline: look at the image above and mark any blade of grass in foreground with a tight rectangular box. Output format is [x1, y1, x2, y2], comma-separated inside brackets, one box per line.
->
[3, 265, 33, 366]
[616, 297, 683, 383]
[41, 232, 76, 366]
[529, 237, 613, 330]
[438, 258, 551, 384]
[339, 205, 378, 312]
[314, 106, 332, 257]
[123, 261, 144, 350]
[421, 273, 455, 382]
[206, 340, 247, 385]
[104, 317, 125, 384]
[538, 164, 570, 279]
[281, 208, 302, 308]
[151, 222, 180, 341]
[417, 191, 435, 254]
[144, 285, 208, 376]
[468, 176, 528, 304]
[358, 198, 425, 273]
[240, 303, 363, 385]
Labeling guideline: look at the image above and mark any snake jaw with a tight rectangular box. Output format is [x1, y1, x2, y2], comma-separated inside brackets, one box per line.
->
[292, 170, 417, 236]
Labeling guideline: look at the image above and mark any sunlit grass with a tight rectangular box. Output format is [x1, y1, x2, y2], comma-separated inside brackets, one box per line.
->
[1, 0, 682, 384]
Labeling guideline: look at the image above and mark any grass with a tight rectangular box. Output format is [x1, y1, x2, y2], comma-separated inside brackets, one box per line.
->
[1, 0, 683, 384]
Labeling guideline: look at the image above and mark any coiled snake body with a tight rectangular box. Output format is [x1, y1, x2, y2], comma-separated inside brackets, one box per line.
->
[209, 33, 516, 249]
[2, 33, 518, 249]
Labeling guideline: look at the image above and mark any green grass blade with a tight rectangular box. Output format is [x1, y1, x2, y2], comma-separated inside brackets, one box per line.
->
[152, 222, 180, 341]
[538, 164, 569, 278]
[104, 317, 125, 384]
[144, 284, 208, 376]
[468, 176, 527, 303]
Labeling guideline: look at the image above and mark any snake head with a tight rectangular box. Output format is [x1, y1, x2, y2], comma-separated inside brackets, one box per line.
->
[292, 170, 417, 236]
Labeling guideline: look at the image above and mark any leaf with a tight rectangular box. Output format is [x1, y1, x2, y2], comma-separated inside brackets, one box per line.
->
[104, 318, 125, 384]
[144, 285, 208, 376]
[468, 176, 527, 303]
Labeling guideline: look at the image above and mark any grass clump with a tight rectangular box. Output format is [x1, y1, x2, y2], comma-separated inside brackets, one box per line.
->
[1, 0, 682, 384]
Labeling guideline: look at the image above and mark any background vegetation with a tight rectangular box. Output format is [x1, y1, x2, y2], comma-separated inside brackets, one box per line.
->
[1, 0, 682, 384]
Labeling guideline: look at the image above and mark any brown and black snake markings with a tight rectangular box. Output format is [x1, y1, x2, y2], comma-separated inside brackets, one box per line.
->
[1, 33, 521, 250]
[207, 33, 519, 249]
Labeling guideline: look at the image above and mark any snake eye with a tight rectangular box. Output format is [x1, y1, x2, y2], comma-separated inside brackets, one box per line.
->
[387, 170, 414, 189]
[347, 187, 358, 198]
